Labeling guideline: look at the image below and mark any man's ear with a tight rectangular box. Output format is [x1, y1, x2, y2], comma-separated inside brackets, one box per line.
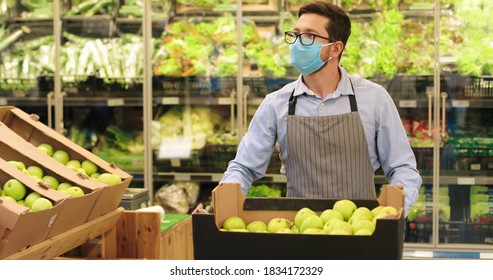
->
[332, 41, 344, 58]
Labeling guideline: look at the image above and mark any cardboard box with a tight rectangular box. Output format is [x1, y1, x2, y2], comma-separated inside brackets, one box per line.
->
[0, 106, 132, 221]
[192, 183, 405, 260]
[0, 129, 103, 237]
[0, 157, 67, 259]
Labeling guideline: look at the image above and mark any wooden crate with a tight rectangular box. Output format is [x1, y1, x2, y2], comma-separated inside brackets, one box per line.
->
[110, 211, 193, 260]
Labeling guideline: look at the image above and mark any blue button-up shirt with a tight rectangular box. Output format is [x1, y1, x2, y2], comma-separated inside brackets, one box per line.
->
[221, 66, 422, 214]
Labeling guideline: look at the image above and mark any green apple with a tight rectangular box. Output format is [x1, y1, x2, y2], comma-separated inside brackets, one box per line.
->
[66, 160, 81, 170]
[276, 228, 293, 234]
[3, 179, 27, 200]
[323, 219, 353, 235]
[294, 207, 317, 229]
[24, 192, 42, 208]
[351, 207, 374, 221]
[31, 197, 53, 211]
[52, 149, 70, 165]
[319, 209, 344, 224]
[267, 217, 291, 233]
[97, 173, 122, 185]
[57, 182, 73, 191]
[348, 214, 370, 225]
[372, 211, 391, 227]
[291, 225, 300, 234]
[8, 160, 27, 172]
[328, 229, 351, 235]
[37, 143, 54, 156]
[354, 229, 373, 236]
[17, 200, 25, 206]
[351, 219, 375, 234]
[380, 206, 399, 216]
[63, 186, 85, 197]
[42, 175, 60, 190]
[90, 172, 101, 179]
[299, 215, 324, 233]
[222, 216, 246, 230]
[81, 160, 98, 176]
[371, 206, 383, 216]
[302, 228, 326, 235]
[26, 165, 44, 179]
[228, 229, 249, 232]
[0, 189, 4, 196]
[246, 220, 268, 232]
[1, 196, 17, 203]
[333, 199, 357, 221]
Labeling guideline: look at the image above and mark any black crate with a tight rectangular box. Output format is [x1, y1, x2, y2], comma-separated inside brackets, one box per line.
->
[387, 74, 449, 99]
[244, 77, 267, 97]
[265, 78, 296, 94]
[443, 146, 493, 171]
[464, 76, 493, 99]
[157, 76, 216, 97]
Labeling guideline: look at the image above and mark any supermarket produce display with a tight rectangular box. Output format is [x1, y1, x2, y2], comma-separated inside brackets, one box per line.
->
[1, 0, 493, 256]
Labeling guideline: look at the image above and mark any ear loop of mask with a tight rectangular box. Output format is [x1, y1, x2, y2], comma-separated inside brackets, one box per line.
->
[322, 42, 335, 63]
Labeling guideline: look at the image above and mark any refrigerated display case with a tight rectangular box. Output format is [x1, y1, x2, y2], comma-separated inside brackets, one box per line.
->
[2, 0, 493, 257]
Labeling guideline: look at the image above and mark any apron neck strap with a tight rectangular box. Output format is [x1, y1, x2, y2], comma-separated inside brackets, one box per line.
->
[348, 78, 357, 112]
[288, 89, 297, 115]
[288, 78, 357, 116]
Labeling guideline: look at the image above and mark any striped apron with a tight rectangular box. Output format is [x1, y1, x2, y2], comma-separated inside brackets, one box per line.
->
[285, 83, 376, 199]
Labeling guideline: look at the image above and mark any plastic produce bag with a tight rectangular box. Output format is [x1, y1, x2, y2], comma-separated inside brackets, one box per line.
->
[154, 181, 200, 214]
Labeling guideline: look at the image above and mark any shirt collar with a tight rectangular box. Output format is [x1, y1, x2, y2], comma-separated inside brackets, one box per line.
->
[294, 66, 354, 99]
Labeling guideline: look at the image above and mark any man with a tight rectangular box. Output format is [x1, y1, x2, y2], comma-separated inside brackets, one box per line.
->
[220, 1, 421, 215]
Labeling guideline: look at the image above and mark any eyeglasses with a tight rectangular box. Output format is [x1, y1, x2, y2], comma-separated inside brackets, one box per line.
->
[284, 31, 333, 46]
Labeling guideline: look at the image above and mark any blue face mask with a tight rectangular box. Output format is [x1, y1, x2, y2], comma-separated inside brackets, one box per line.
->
[289, 40, 334, 76]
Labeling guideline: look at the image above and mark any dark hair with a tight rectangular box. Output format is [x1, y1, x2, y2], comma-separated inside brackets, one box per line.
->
[299, 1, 351, 49]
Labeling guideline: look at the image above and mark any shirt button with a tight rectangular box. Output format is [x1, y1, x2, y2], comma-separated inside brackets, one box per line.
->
[320, 103, 324, 107]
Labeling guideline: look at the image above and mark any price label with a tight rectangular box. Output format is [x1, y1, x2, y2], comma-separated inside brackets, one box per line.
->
[457, 177, 475, 185]
[470, 164, 481, 171]
[107, 98, 124, 107]
[170, 159, 181, 167]
[211, 174, 224, 182]
[409, 250, 434, 258]
[399, 100, 417, 108]
[0, 98, 7, 105]
[175, 173, 191, 181]
[218, 97, 233, 105]
[272, 175, 286, 183]
[452, 100, 470, 108]
[161, 97, 180, 105]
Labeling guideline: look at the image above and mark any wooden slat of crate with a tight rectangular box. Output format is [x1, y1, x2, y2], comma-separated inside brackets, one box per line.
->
[161, 216, 193, 259]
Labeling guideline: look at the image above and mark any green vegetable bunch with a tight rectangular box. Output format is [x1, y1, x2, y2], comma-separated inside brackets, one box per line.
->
[247, 184, 283, 197]
[155, 106, 226, 150]
[454, 1, 493, 75]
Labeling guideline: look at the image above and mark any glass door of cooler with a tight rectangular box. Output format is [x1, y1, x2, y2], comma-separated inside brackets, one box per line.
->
[329, 2, 439, 246]
[0, 0, 55, 126]
[150, 2, 242, 212]
[56, 0, 146, 189]
[435, 0, 493, 250]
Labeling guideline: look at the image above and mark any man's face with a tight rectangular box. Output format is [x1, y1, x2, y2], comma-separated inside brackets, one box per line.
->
[294, 13, 331, 60]
[294, 13, 330, 43]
